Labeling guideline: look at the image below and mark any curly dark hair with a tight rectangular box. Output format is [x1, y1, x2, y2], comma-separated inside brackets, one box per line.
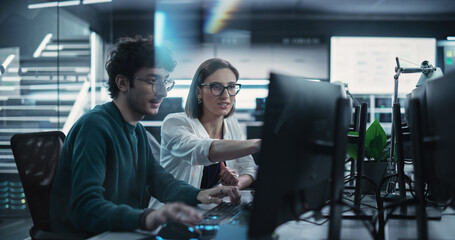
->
[105, 35, 177, 98]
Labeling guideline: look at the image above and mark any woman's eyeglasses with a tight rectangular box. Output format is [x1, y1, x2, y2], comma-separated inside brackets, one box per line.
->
[199, 83, 241, 96]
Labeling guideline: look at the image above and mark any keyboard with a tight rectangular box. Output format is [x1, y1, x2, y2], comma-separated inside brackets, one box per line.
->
[195, 202, 248, 239]
[199, 202, 245, 225]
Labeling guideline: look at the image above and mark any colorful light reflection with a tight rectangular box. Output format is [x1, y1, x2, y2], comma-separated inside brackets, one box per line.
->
[204, 0, 240, 34]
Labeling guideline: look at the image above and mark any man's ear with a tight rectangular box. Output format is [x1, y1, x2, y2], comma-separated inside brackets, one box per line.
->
[115, 74, 129, 93]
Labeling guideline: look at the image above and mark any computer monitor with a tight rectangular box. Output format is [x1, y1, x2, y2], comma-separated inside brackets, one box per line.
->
[143, 97, 183, 121]
[248, 72, 350, 238]
[407, 70, 455, 239]
[422, 70, 455, 205]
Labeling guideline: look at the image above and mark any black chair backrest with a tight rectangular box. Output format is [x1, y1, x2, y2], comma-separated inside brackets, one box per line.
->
[353, 103, 368, 208]
[10, 131, 65, 232]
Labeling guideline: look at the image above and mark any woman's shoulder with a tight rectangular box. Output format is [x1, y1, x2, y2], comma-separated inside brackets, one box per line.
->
[164, 112, 200, 124]
[163, 112, 188, 123]
[162, 112, 196, 127]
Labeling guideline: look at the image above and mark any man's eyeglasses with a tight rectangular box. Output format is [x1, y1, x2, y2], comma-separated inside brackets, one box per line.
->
[199, 83, 241, 96]
[135, 76, 175, 92]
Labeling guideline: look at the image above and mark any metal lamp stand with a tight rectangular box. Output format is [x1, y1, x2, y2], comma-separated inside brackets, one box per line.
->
[385, 57, 435, 201]
[383, 57, 403, 201]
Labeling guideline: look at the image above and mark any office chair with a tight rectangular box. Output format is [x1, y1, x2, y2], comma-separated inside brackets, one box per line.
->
[350, 103, 368, 209]
[392, 103, 414, 210]
[345, 103, 386, 239]
[408, 99, 429, 240]
[10, 131, 87, 240]
[347, 105, 361, 186]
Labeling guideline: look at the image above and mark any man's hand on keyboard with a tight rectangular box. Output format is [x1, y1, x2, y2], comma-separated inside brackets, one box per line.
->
[144, 203, 203, 230]
[219, 162, 239, 187]
[197, 186, 241, 205]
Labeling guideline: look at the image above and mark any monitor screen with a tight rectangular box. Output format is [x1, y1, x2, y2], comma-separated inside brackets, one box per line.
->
[330, 37, 436, 94]
[248, 72, 347, 238]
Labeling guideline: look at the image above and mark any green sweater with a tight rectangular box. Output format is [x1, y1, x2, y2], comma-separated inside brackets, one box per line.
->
[50, 102, 201, 234]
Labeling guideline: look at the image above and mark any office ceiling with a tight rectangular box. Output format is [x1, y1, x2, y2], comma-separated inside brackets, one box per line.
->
[106, 0, 455, 20]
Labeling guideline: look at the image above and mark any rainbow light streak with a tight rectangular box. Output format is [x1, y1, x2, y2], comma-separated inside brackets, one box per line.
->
[154, 11, 166, 46]
[204, 0, 240, 34]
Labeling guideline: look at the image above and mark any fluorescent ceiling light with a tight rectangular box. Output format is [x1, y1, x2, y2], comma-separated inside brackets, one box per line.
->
[28, 2, 58, 9]
[8, 67, 19, 73]
[58, 0, 80, 7]
[154, 11, 166, 46]
[46, 44, 89, 50]
[174, 80, 193, 85]
[82, 0, 112, 5]
[45, 45, 64, 51]
[238, 79, 270, 86]
[33, 33, 53, 58]
[447, 36, 455, 41]
[1, 76, 21, 82]
[41, 52, 58, 57]
[75, 67, 90, 73]
[2, 54, 15, 69]
[28, 1, 80, 9]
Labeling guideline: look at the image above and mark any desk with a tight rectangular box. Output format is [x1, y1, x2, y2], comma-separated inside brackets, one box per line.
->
[89, 191, 455, 240]
[274, 206, 455, 240]
[88, 190, 253, 240]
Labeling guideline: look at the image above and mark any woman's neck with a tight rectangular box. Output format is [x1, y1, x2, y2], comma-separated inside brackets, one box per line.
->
[199, 114, 224, 139]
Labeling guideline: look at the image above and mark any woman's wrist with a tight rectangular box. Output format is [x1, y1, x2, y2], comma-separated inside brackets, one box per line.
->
[238, 174, 254, 189]
[249, 139, 261, 153]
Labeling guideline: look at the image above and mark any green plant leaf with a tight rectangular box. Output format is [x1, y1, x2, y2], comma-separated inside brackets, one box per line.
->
[347, 131, 359, 160]
[382, 141, 391, 161]
[364, 119, 387, 162]
[369, 135, 385, 162]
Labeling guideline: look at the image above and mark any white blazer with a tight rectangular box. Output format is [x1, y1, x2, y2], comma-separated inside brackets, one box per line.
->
[149, 112, 257, 208]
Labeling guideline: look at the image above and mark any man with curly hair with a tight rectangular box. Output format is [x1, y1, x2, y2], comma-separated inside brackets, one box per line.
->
[49, 36, 240, 236]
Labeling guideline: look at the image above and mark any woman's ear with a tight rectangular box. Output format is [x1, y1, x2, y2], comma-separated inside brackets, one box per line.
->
[115, 74, 129, 93]
[196, 86, 202, 99]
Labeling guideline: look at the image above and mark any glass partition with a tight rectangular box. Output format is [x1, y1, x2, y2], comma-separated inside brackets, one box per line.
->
[0, 0, 114, 215]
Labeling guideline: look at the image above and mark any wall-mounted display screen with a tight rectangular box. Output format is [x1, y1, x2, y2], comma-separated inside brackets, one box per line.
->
[330, 37, 436, 94]
[444, 45, 455, 73]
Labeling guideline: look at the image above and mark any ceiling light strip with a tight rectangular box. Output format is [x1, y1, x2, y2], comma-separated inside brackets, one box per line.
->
[82, 0, 112, 5]
[58, 0, 80, 7]
[33, 33, 53, 58]
[154, 11, 166, 46]
[2, 54, 15, 69]
[28, 2, 58, 9]
[28, 0, 80, 9]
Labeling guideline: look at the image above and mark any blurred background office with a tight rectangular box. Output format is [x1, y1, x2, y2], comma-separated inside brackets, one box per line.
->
[0, 0, 455, 238]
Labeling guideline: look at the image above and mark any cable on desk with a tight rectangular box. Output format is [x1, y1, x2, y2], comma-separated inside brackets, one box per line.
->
[299, 217, 330, 226]
[344, 176, 356, 183]
[343, 196, 378, 210]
